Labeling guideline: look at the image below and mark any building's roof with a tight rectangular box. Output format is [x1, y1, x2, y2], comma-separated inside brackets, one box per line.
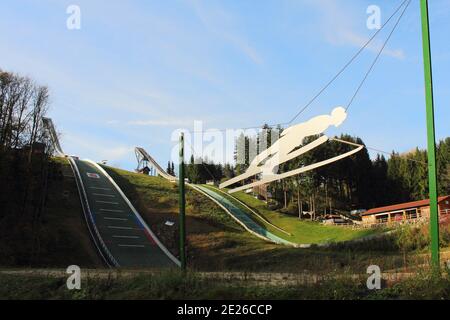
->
[362, 196, 450, 216]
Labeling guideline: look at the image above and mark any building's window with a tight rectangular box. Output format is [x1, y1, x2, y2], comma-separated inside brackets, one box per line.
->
[375, 214, 389, 224]
[406, 209, 417, 220]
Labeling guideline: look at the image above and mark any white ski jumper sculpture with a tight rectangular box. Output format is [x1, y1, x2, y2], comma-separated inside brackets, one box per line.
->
[220, 107, 364, 193]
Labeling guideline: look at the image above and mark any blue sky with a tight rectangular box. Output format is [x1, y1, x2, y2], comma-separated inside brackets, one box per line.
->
[1, 0, 449, 170]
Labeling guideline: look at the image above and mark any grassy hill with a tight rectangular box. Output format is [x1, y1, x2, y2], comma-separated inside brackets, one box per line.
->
[0, 158, 429, 273]
[101, 167, 412, 274]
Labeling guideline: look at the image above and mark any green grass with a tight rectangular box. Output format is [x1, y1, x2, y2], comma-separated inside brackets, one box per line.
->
[1, 269, 450, 300]
[102, 166, 239, 230]
[205, 185, 382, 244]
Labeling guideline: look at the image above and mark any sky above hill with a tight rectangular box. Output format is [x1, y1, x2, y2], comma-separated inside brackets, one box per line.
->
[1, 0, 449, 170]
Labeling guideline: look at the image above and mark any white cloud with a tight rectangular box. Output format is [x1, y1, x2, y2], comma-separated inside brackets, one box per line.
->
[305, 0, 406, 59]
[186, 0, 264, 65]
[126, 119, 193, 127]
[63, 133, 133, 163]
[103, 146, 134, 160]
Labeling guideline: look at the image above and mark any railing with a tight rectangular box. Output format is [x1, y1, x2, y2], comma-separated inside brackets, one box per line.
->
[376, 217, 389, 224]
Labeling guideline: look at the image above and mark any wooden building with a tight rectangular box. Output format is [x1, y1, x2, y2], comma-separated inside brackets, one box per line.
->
[362, 195, 450, 226]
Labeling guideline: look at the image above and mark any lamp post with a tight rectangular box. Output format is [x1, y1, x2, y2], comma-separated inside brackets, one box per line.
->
[420, 0, 440, 269]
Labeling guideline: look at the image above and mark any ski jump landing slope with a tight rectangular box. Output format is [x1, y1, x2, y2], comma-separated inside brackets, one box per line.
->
[70, 158, 180, 268]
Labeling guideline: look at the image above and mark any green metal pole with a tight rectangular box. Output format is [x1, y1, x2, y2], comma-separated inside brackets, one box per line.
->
[179, 133, 186, 270]
[420, 0, 440, 269]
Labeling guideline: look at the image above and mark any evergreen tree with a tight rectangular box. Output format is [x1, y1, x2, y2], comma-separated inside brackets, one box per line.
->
[204, 128, 450, 214]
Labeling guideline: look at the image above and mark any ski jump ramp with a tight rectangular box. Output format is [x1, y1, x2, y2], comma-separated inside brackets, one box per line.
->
[135, 147, 176, 181]
[43, 118, 180, 268]
[42, 117, 65, 157]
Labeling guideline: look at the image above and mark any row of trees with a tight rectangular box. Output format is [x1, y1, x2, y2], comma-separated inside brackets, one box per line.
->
[0, 69, 52, 265]
[166, 161, 175, 175]
[185, 155, 231, 184]
[0, 69, 50, 156]
[267, 135, 448, 217]
[186, 122, 450, 218]
[387, 139, 450, 202]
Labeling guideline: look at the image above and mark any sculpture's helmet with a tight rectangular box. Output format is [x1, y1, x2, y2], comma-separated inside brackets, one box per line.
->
[331, 107, 347, 127]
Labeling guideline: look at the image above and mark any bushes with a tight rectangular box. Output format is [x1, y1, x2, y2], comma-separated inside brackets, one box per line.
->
[371, 271, 450, 300]
[157, 195, 174, 207]
[394, 223, 450, 252]
[396, 225, 430, 252]
[440, 223, 450, 247]
[333, 223, 450, 255]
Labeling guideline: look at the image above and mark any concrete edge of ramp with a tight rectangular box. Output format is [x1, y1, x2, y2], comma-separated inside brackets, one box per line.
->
[90, 160, 181, 267]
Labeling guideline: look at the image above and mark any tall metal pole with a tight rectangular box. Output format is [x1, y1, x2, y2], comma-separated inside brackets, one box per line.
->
[179, 133, 187, 270]
[420, 0, 440, 269]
